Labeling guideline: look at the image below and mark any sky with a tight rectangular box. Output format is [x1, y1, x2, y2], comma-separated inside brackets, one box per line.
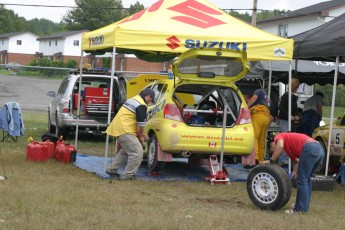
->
[0, 0, 327, 23]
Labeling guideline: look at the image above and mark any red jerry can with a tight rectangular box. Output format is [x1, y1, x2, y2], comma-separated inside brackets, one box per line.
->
[56, 143, 77, 163]
[54, 138, 65, 159]
[42, 140, 55, 158]
[26, 141, 49, 162]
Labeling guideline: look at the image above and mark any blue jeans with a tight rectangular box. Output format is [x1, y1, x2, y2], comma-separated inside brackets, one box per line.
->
[278, 119, 290, 164]
[295, 142, 324, 212]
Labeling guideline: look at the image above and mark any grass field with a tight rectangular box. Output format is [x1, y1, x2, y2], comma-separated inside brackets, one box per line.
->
[0, 111, 344, 229]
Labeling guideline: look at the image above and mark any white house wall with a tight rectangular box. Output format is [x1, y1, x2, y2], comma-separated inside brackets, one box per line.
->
[0, 39, 9, 51]
[7, 33, 38, 54]
[39, 39, 65, 56]
[63, 34, 82, 56]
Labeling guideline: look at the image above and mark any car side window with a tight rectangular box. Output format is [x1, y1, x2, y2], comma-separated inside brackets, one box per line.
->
[58, 78, 70, 96]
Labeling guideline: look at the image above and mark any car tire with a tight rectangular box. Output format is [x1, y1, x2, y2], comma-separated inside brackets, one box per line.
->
[291, 175, 335, 192]
[147, 134, 165, 173]
[48, 108, 55, 133]
[247, 164, 292, 210]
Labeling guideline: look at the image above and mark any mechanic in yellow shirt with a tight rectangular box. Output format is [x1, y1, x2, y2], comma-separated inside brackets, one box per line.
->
[106, 88, 155, 180]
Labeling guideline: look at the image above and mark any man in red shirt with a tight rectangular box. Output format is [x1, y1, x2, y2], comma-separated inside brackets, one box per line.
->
[262, 132, 324, 214]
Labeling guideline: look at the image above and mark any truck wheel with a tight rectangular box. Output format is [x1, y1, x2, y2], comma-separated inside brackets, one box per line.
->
[147, 134, 165, 173]
[247, 164, 292, 210]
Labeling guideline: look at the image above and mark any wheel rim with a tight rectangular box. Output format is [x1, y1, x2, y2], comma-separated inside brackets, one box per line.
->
[251, 172, 279, 204]
[148, 139, 156, 166]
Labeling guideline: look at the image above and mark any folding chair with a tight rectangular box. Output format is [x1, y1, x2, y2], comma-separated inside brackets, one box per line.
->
[0, 102, 24, 142]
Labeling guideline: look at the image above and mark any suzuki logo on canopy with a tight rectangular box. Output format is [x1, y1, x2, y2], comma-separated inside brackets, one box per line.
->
[168, 0, 225, 29]
[166, 36, 181, 50]
[165, 36, 247, 52]
[88, 35, 104, 48]
[119, 0, 226, 29]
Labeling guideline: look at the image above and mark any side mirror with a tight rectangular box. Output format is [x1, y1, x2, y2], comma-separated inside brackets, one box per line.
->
[47, 91, 56, 97]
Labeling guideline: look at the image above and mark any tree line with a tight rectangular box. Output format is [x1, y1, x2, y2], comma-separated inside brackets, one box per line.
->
[0, 0, 287, 36]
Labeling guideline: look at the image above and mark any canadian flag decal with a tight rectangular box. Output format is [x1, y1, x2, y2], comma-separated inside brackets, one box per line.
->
[209, 142, 216, 147]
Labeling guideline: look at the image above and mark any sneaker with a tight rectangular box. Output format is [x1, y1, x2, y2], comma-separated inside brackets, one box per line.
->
[119, 175, 137, 181]
[291, 204, 295, 209]
[106, 169, 120, 178]
[285, 208, 296, 214]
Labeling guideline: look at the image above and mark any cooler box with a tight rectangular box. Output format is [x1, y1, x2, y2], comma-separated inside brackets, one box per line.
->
[84, 87, 114, 115]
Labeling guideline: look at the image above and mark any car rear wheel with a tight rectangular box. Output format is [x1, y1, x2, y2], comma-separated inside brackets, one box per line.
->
[247, 164, 291, 210]
[147, 134, 165, 173]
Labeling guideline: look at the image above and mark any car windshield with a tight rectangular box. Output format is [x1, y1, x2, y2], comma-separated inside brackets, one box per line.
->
[177, 55, 243, 77]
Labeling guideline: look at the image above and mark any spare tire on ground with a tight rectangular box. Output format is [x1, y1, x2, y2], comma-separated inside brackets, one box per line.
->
[291, 174, 335, 192]
[247, 164, 292, 210]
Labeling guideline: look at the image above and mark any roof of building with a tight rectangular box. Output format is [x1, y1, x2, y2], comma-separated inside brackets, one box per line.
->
[0, 31, 38, 39]
[258, 0, 345, 23]
[37, 30, 88, 40]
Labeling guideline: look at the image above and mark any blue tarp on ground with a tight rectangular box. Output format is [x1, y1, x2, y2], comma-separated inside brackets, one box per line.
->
[74, 154, 249, 182]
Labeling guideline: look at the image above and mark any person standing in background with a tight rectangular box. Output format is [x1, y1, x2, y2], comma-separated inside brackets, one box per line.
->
[246, 88, 272, 166]
[277, 78, 300, 166]
[297, 92, 324, 137]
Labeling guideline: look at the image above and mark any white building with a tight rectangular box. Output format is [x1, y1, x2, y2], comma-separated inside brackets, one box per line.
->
[257, 0, 345, 37]
[0, 31, 39, 64]
[36, 30, 88, 63]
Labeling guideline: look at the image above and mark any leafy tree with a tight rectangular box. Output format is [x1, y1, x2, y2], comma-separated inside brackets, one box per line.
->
[228, 10, 251, 22]
[62, 0, 127, 31]
[26, 18, 65, 36]
[257, 9, 288, 21]
[126, 1, 145, 17]
[0, 5, 26, 34]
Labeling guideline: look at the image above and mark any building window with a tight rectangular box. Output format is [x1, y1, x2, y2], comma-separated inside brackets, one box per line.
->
[17, 40, 22, 45]
[49, 41, 51, 46]
[278, 24, 288, 37]
[73, 40, 79, 46]
[55, 40, 58, 46]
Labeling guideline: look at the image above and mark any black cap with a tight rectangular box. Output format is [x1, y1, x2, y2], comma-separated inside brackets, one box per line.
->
[142, 88, 155, 103]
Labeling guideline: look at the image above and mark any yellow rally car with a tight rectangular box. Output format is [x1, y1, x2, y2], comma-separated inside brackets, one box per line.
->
[127, 48, 254, 173]
[312, 113, 345, 174]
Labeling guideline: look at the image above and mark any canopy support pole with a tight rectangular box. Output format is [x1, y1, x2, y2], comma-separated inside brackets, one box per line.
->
[104, 47, 116, 170]
[288, 61, 293, 174]
[74, 51, 84, 148]
[325, 56, 339, 176]
[267, 61, 272, 100]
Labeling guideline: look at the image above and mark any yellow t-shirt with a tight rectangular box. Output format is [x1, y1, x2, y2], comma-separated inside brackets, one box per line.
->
[106, 95, 146, 137]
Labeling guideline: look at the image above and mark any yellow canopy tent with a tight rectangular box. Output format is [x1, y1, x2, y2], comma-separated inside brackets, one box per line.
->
[77, 0, 294, 168]
[81, 0, 293, 61]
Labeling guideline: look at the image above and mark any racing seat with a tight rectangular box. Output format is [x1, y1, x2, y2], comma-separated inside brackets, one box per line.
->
[0, 102, 24, 142]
